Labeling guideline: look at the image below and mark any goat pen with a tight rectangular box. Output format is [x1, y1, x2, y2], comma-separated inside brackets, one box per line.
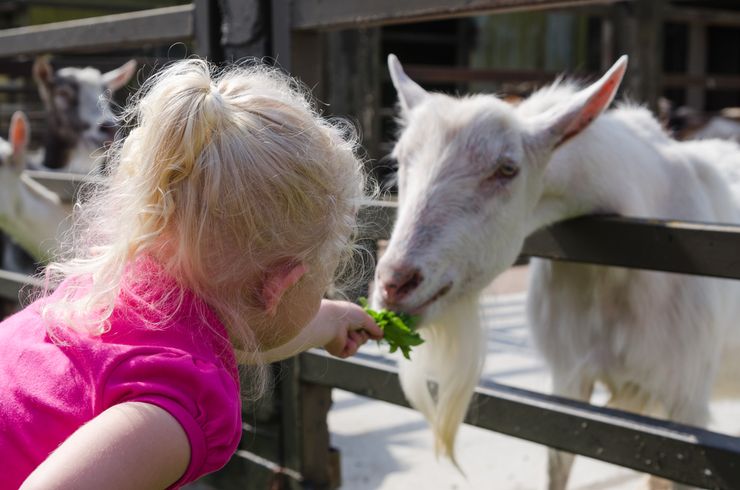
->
[1, 1, 740, 489]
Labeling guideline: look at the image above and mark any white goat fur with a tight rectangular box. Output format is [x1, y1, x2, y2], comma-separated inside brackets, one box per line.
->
[374, 55, 740, 489]
[0, 113, 71, 263]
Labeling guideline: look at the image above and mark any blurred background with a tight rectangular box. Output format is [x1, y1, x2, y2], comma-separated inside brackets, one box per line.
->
[0, 0, 738, 182]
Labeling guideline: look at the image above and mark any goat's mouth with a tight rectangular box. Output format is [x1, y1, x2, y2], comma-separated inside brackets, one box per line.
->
[409, 282, 453, 315]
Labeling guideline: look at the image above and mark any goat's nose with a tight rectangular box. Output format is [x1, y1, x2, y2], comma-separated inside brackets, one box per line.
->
[379, 264, 423, 305]
[99, 122, 117, 141]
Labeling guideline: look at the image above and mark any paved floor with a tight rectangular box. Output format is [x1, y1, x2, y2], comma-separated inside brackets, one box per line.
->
[328, 266, 740, 489]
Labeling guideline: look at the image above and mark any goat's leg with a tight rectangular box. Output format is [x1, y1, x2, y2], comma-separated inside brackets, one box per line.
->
[648, 395, 710, 490]
[606, 383, 671, 490]
[547, 372, 594, 490]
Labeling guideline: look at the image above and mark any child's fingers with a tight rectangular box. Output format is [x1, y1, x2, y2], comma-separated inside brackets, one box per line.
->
[348, 329, 368, 347]
[357, 313, 383, 340]
[341, 338, 358, 358]
[345, 303, 383, 339]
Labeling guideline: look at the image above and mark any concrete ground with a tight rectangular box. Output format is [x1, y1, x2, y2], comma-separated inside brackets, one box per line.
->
[328, 266, 740, 490]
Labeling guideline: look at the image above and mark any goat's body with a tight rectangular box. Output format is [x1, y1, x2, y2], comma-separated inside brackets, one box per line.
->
[522, 96, 740, 488]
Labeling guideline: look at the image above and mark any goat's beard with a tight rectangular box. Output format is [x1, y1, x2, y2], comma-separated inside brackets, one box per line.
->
[398, 293, 486, 469]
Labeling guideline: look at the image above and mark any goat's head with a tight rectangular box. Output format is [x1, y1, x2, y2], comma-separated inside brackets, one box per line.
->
[33, 57, 136, 158]
[373, 55, 627, 318]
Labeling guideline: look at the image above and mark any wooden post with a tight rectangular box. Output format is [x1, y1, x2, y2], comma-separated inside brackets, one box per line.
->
[194, 0, 223, 61]
[218, 0, 268, 60]
[325, 29, 381, 159]
[301, 383, 339, 489]
[269, 3, 336, 488]
[686, 21, 706, 111]
[613, 0, 666, 111]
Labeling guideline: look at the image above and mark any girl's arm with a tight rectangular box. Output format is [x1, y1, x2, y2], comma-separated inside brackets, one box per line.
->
[258, 299, 383, 363]
[21, 402, 189, 490]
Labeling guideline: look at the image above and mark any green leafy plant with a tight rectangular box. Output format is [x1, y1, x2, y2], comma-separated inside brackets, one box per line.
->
[358, 297, 424, 360]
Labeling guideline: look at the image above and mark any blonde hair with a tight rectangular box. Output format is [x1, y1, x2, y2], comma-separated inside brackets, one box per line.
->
[41, 59, 368, 395]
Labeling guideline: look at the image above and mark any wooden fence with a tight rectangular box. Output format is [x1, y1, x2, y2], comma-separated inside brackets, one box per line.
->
[2, 1, 740, 489]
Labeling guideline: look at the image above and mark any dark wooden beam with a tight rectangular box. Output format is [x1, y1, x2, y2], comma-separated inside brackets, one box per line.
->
[301, 350, 740, 489]
[401, 65, 586, 85]
[359, 202, 740, 281]
[663, 74, 740, 90]
[666, 6, 740, 27]
[292, 0, 624, 30]
[523, 215, 740, 280]
[0, 4, 194, 57]
[194, 0, 222, 61]
[0, 269, 42, 301]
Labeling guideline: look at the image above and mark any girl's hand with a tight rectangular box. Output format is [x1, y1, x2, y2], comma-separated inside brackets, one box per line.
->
[316, 299, 383, 358]
[250, 299, 383, 364]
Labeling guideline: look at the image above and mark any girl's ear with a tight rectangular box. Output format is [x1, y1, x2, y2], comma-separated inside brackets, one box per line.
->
[527, 55, 628, 151]
[261, 263, 308, 316]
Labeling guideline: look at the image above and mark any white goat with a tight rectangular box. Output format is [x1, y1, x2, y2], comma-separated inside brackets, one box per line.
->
[372, 54, 740, 490]
[0, 112, 71, 263]
[32, 56, 136, 173]
[0, 58, 135, 274]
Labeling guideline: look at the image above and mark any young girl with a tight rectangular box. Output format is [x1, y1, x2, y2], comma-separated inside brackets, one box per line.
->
[0, 59, 382, 489]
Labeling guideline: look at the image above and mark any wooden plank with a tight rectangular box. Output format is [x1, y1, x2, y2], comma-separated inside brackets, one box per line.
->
[686, 20, 707, 110]
[358, 202, 740, 280]
[193, 0, 222, 61]
[301, 350, 740, 489]
[666, 6, 740, 27]
[0, 269, 42, 301]
[402, 65, 568, 84]
[278, 356, 304, 490]
[632, 0, 665, 112]
[0, 4, 194, 57]
[271, 0, 292, 71]
[523, 215, 740, 280]
[664, 74, 740, 90]
[292, 0, 623, 30]
[300, 383, 338, 489]
[24, 170, 100, 203]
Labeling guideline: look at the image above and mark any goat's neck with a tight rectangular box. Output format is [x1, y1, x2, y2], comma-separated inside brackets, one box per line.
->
[0, 172, 70, 261]
[528, 114, 670, 235]
[42, 131, 74, 170]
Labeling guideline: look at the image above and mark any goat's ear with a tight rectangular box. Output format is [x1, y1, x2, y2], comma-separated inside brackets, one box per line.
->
[32, 56, 54, 101]
[103, 59, 137, 92]
[527, 55, 628, 151]
[388, 54, 428, 114]
[8, 111, 29, 168]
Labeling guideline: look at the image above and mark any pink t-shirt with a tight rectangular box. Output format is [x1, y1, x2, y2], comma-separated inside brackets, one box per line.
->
[0, 275, 241, 489]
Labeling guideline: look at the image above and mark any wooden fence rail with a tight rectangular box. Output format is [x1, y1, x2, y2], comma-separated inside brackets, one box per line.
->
[0, 5, 194, 57]
[301, 350, 740, 489]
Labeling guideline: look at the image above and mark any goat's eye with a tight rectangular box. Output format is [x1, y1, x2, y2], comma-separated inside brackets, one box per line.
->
[497, 162, 519, 178]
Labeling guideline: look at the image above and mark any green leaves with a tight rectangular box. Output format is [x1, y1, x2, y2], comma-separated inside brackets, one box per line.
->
[358, 297, 424, 360]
